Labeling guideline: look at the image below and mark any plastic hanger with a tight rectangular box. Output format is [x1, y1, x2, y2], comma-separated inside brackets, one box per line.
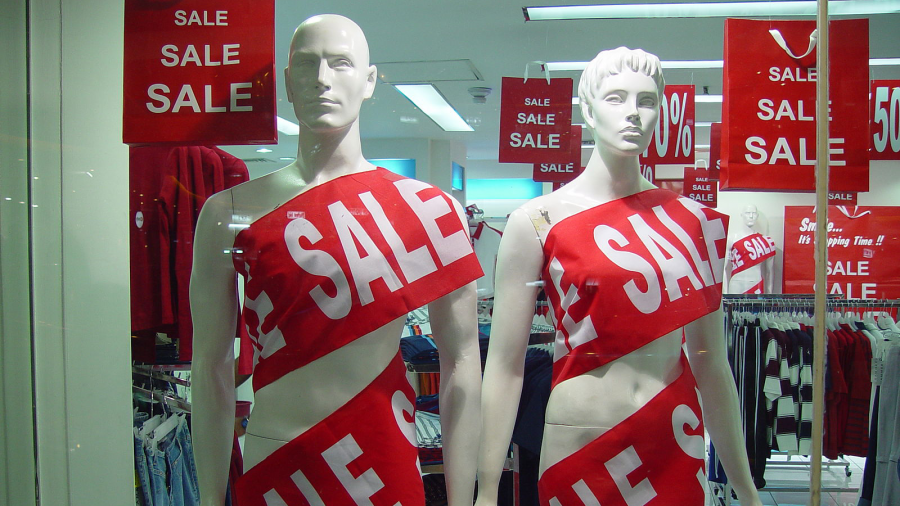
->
[151, 412, 182, 446]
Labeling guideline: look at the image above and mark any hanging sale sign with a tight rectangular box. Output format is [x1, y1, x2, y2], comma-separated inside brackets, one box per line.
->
[871, 80, 900, 160]
[123, 0, 277, 145]
[783, 206, 900, 299]
[684, 166, 717, 207]
[721, 18, 869, 192]
[499, 77, 573, 163]
[640, 85, 695, 167]
[533, 125, 584, 183]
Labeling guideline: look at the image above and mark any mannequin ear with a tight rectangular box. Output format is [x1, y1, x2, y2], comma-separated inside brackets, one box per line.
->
[284, 67, 294, 103]
[363, 64, 377, 99]
[580, 100, 595, 131]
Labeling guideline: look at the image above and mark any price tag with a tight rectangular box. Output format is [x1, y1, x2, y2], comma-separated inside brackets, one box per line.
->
[871, 80, 900, 160]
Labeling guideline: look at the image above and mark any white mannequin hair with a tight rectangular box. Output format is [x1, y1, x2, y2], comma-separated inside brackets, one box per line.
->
[578, 47, 665, 127]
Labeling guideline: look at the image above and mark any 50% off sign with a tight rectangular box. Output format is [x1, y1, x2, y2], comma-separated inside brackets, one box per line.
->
[871, 80, 900, 160]
[640, 84, 695, 182]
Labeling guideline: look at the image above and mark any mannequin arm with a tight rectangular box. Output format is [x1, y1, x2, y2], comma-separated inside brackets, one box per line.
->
[190, 192, 240, 506]
[429, 281, 481, 506]
[475, 210, 544, 506]
[684, 308, 762, 506]
[762, 255, 775, 294]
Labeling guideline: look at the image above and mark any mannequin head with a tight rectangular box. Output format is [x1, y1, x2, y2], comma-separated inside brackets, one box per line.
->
[741, 205, 759, 229]
[578, 48, 665, 155]
[284, 15, 377, 132]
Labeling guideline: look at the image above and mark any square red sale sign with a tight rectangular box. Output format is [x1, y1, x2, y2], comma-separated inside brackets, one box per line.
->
[123, 0, 277, 145]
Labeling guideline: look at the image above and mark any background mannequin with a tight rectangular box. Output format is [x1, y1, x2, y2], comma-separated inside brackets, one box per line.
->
[725, 204, 777, 294]
[475, 48, 762, 506]
[190, 15, 482, 506]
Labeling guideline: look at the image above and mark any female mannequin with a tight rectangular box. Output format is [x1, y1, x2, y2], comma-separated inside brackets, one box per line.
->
[725, 204, 776, 294]
[190, 15, 483, 506]
[476, 48, 762, 506]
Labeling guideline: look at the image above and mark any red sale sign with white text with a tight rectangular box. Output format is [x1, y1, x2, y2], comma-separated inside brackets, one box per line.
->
[123, 0, 277, 145]
[871, 80, 900, 160]
[783, 206, 900, 299]
[499, 77, 573, 163]
[721, 18, 869, 192]
[641, 85, 695, 165]
[684, 166, 717, 207]
[533, 125, 584, 182]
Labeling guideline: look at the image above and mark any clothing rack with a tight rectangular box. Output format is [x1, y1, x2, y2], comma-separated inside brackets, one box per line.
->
[715, 294, 900, 501]
[132, 384, 192, 412]
[132, 363, 192, 412]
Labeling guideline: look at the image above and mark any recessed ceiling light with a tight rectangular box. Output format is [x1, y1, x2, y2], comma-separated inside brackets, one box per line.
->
[524, 1, 900, 21]
[394, 84, 474, 132]
[256, 148, 273, 153]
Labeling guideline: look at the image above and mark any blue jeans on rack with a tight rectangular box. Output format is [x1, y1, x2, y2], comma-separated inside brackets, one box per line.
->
[134, 426, 153, 506]
[174, 418, 200, 505]
[145, 432, 171, 506]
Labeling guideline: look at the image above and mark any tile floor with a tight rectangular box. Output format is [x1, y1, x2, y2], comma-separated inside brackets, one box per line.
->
[708, 455, 866, 506]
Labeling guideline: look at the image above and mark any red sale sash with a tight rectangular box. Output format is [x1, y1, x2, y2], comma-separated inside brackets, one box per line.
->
[232, 168, 483, 391]
[236, 353, 424, 505]
[542, 189, 728, 387]
[730, 233, 776, 276]
[538, 355, 706, 506]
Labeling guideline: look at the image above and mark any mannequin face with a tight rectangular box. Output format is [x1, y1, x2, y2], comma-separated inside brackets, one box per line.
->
[285, 15, 377, 132]
[742, 206, 758, 228]
[585, 70, 660, 156]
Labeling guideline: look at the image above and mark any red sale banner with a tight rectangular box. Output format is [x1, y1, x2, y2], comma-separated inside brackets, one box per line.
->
[123, 0, 277, 145]
[684, 166, 717, 207]
[708, 122, 722, 181]
[721, 18, 869, 192]
[783, 206, 900, 299]
[499, 77, 573, 163]
[533, 125, 584, 183]
[871, 80, 900, 160]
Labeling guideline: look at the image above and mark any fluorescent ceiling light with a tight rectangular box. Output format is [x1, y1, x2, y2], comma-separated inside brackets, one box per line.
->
[394, 84, 474, 132]
[550, 58, 899, 73]
[575, 94, 721, 104]
[524, 1, 900, 20]
[871, 58, 900, 66]
[256, 148, 273, 153]
[696, 122, 714, 127]
[548, 60, 724, 71]
[277, 116, 300, 136]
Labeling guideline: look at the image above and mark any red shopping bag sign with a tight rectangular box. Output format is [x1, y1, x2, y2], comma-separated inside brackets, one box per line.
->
[499, 77, 573, 163]
[533, 125, 584, 182]
[783, 206, 900, 298]
[684, 166, 717, 207]
[721, 18, 869, 192]
[871, 80, 900, 160]
[708, 122, 722, 181]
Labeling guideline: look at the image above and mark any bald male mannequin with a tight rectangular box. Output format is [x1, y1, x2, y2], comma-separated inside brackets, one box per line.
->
[725, 205, 776, 294]
[191, 15, 482, 506]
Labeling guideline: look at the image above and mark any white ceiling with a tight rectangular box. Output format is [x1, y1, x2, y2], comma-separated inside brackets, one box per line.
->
[223, 0, 900, 176]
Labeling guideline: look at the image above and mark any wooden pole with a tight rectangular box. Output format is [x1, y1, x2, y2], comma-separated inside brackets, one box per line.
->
[810, 1, 829, 505]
